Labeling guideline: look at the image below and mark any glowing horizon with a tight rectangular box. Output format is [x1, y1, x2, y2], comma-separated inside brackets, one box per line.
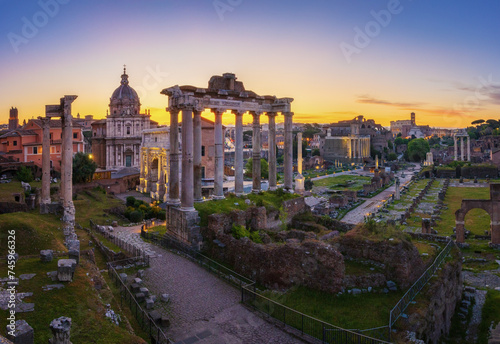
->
[1, 1, 499, 129]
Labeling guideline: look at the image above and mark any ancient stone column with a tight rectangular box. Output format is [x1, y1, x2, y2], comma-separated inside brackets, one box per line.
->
[49, 316, 72, 344]
[295, 132, 305, 194]
[181, 105, 195, 210]
[234, 110, 244, 196]
[454, 135, 458, 161]
[40, 117, 51, 214]
[168, 108, 180, 206]
[358, 138, 362, 159]
[193, 109, 203, 202]
[467, 137, 471, 162]
[251, 111, 262, 193]
[213, 109, 224, 199]
[283, 112, 294, 192]
[375, 155, 379, 170]
[460, 136, 464, 161]
[267, 112, 277, 191]
[62, 96, 77, 225]
[455, 220, 465, 243]
[395, 177, 400, 200]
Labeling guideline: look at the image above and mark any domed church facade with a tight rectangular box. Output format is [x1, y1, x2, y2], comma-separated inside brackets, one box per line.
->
[92, 67, 157, 171]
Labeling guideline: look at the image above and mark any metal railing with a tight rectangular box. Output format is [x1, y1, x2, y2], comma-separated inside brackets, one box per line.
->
[389, 239, 454, 332]
[108, 260, 173, 344]
[241, 283, 391, 344]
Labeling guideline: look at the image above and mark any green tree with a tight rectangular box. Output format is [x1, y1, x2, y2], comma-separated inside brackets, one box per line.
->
[387, 152, 398, 161]
[16, 166, 33, 183]
[312, 148, 320, 156]
[72, 152, 97, 184]
[302, 124, 321, 139]
[471, 119, 485, 125]
[407, 138, 430, 162]
[304, 178, 314, 191]
[245, 158, 269, 179]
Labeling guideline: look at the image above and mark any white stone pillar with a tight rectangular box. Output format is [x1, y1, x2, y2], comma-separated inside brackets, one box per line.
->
[61, 95, 77, 224]
[467, 137, 471, 162]
[193, 109, 203, 202]
[181, 105, 195, 210]
[168, 108, 180, 206]
[295, 132, 305, 194]
[358, 138, 362, 159]
[283, 112, 294, 192]
[251, 111, 262, 193]
[213, 109, 225, 199]
[267, 112, 277, 191]
[234, 111, 244, 195]
[454, 136, 458, 161]
[461, 136, 464, 161]
[40, 117, 51, 214]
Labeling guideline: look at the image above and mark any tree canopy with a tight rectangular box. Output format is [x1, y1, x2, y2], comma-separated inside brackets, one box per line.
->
[407, 138, 430, 162]
[244, 158, 269, 179]
[72, 152, 97, 184]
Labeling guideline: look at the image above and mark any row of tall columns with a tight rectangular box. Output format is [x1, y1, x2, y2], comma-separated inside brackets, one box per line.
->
[167, 107, 293, 211]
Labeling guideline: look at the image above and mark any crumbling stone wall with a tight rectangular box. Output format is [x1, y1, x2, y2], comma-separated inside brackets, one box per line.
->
[0, 201, 28, 214]
[339, 234, 425, 288]
[203, 213, 345, 293]
[404, 251, 462, 344]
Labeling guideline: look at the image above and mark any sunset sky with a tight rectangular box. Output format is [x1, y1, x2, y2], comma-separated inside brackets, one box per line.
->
[1, 0, 499, 128]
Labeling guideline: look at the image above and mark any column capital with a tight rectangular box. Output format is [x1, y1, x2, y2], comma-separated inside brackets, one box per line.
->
[211, 108, 225, 116]
[250, 111, 263, 116]
[166, 107, 180, 114]
[282, 111, 294, 117]
[38, 116, 51, 128]
[232, 110, 246, 116]
[266, 111, 278, 117]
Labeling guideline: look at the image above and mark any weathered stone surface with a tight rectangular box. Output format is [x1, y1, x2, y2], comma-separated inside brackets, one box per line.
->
[130, 283, 140, 294]
[119, 273, 127, 283]
[6, 319, 34, 344]
[139, 287, 149, 297]
[344, 273, 386, 289]
[405, 252, 462, 344]
[203, 222, 344, 293]
[49, 316, 72, 344]
[40, 250, 53, 262]
[339, 232, 425, 288]
[160, 294, 170, 303]
[57, 259, 76, 282]
[19, 274, 36, 281]
[135, 292, 145, 302]
[145, 298, 154, 309]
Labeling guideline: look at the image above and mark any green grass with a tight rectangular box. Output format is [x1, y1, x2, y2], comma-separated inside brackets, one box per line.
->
[478, 290, 500, 344]
[74, 188, 125, 229]
[0, 258, 145, 343]
[263, 286, 403, 330]
[312, 175, 371, 191]
[344, 259, 383, 275]
[433, 187, 490, 236]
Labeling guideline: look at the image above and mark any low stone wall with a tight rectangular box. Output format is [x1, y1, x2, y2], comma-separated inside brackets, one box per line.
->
[461, 165, 498, 178]
[435, 169, 456, 178]
[339, 234, 426, 289]
[202, 213, 345, 293]
[0, 201, 28, 214]
[404, 252, 462, 344]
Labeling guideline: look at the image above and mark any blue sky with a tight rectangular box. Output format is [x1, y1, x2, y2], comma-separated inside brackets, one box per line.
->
[0, 0, 499, 127]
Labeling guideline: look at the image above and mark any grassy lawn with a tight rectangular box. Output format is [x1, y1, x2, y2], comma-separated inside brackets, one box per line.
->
[312, 175, 371, 191]
[74, 188, 125, 229]
[478, 290, 500, 344]
[433, 187, 490, 236]
[0, 258, 145, 343]
[344, 259, 383, 275]
[264, 286, 403, 330]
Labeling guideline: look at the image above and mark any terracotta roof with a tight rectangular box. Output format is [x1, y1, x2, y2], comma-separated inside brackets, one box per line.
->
[30, 119, 83, 128]
[0, 129, 37, 138]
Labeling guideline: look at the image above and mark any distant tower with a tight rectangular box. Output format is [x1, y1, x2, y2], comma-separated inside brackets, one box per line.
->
[9, 107, 19, 130]
[411, 112, 416, 126]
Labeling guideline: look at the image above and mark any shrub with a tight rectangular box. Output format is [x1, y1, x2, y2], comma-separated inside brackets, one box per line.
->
[250, 231, 263, 243]
[126, 196, 136, 207]
[129, 210, 144, 223]
[16, 166, 33, 183]
[231, 224, 250, 239]
[157, 210, 166, 221]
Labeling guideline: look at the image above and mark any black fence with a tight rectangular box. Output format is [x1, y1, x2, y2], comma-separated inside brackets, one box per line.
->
[108, 259, 173, 344]
[241, 283, 391, 344]
[389, 239, 454, 332]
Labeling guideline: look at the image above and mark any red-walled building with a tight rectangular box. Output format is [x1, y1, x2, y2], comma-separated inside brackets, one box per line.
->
[0, 118, 84, 172]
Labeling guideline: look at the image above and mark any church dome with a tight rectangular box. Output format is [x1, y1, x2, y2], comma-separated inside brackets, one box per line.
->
[109, 66, 141, 116]
[111, 67, 139, 102]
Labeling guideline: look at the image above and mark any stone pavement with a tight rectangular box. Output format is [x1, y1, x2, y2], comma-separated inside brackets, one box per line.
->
[113, 225, 158, 258]
[114, 226, 305, 343]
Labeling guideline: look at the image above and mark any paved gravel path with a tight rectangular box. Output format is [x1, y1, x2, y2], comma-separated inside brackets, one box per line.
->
[143, 244, 305, 344]
[466, 289, 487, 343]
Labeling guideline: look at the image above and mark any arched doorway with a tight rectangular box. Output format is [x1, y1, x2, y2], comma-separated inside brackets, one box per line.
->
[124, 149, 133, 167]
